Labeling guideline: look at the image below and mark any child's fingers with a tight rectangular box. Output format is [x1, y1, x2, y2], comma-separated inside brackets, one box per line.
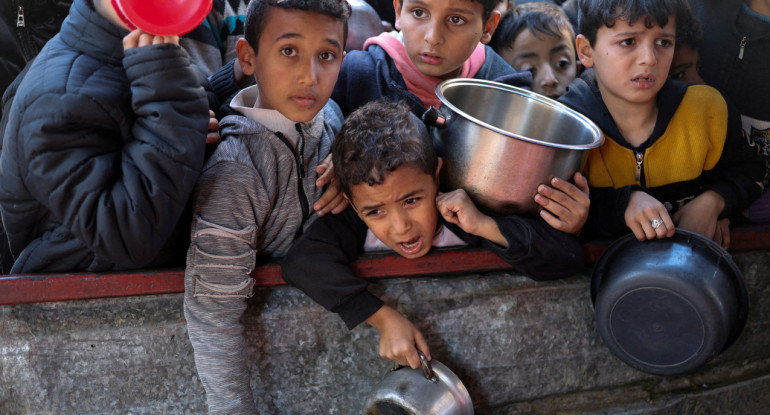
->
[403, 346, 422, 370]
[538, 209, 566, 232]
[413, 330, 431, 362]
[573, 172, 590, 195]
[315, 156, 334, 186]
[122, 29, 143, 49]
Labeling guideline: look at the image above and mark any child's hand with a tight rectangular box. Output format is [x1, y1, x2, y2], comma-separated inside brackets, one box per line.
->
[625, 191, 676, 241]
[437, 189, 507, 247]
[672, 190, 727, 246]
[123, 29, 179, 51]
[365, 305, 430, 369]
[314, 154, 348, 215]
[714, 218, 731, 248]
[206, 110, 221, 145]
[534, 172, 590, 234]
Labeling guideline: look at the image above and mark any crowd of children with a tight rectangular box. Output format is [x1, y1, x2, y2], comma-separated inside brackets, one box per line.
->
[0, 0, 768, 413]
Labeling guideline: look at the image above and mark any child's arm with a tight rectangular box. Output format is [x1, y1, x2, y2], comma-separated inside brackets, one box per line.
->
[365, 305, 431, 369]
[15, 30, 208, 269]
[672, 190, 732, 247]
[282, 208, 384, 329]
[436, 189, 507, 246]
[440, 191, 585, 281]
[534, 172, 591, 235]
[184, 161, 274, 414]
[281, 208, 431, 366]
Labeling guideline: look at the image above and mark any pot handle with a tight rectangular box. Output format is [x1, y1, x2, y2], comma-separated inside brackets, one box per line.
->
[422, 106, 448, 127]
[391, 352, 439, 383]
[418, 352, 438, 383]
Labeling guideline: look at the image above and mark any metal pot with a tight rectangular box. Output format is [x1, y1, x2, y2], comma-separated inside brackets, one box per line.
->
[362, 353, 473, 415]
[591, 229, 749, 376]
[433, 78, 603, 215]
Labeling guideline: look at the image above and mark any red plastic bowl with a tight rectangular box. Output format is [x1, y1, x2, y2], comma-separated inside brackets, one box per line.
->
[113, 0, 213, 36]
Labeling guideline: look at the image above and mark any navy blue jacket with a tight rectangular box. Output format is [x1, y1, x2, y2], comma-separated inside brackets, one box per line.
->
[0, 0, 209, 273]
[331, 43, 529, 121]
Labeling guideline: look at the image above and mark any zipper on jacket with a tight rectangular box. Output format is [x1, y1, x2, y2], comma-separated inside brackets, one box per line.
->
[634, 151, 645, 186]
[17, 6, 25, 27]
[15, 2, 36, 61]
[274, 128, 310, 236]
[738, 36, 747, 60]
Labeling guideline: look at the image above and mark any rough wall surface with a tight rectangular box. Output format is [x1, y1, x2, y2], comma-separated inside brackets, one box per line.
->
[2, 251, 770, 414]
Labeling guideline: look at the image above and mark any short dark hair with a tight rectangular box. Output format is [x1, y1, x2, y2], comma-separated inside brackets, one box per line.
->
[243, 0, 352, 54]
[489, 2, 575, 53]
[577, 0, 695, 46]
[676, 12, 703, 49]
[397, 0, 500, 23]
[332, 99, 438, 198]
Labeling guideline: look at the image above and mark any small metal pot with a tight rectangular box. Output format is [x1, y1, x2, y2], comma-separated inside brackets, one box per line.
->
[433, 78, 603, 215]
[591, 229, 749, 376]
[362, 353, 473, 415]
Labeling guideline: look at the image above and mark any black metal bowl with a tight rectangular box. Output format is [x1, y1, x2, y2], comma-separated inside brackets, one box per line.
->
[591, 229, 749, 376]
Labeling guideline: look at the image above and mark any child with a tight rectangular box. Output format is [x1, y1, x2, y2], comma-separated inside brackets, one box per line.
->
[668, 12, 704, 84]
[331, 0, 528, 121]
[0, 0, 210, 274]
[559, 0, 767, 248]
[489, 2, 578, 99]
[182, 1, 350, 413]
[282, 99, 585, 370]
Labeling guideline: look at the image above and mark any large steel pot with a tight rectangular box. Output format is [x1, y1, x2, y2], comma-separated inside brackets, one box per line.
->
[362, 353, 473, 415]
[433, 78, 603, 215]
[591, 229, 749, 376]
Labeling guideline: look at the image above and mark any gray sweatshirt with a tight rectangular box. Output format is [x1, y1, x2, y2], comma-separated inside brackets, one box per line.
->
[184, 85, 343, 414]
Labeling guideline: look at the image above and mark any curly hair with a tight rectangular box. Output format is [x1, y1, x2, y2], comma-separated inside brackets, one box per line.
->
[243, 0, 352, 54]
[577, 0, 695, 46]
[332, 99, 438, 198]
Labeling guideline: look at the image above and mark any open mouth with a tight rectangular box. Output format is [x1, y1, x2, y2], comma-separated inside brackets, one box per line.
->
[632, 74, 655, 84]
[398, 236, 423, 255]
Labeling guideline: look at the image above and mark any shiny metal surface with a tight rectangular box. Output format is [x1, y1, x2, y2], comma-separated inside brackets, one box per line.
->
[363, 357, 473, 415]
[434, 78, 603, 215]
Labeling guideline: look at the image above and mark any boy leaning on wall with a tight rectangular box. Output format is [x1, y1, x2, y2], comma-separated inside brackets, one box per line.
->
[183, 1, 351, 413]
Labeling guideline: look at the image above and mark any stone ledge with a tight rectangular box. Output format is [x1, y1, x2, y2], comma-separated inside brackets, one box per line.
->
[1, 223, 769, 305]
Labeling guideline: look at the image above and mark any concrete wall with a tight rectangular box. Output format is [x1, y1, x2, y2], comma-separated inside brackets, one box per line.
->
[2, 250, 770, 414]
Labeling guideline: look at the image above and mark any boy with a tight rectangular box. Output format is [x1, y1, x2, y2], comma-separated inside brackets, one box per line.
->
[331, 0, 529, 121]
[668, 12, 704, 84]
[0, 0, 210, 273]
[183, 1, 350, 413]
[282, 99, 585, 370]
[559, 0, 767, 247]
[490, 2, 579, 99]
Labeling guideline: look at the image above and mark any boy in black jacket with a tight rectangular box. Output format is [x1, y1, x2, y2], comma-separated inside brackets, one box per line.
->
[282, 99, 584, 370]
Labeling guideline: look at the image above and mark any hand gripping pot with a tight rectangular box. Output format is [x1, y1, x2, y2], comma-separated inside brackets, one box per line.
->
[362, 353, 473, 415]
[433, 78, 603, 215]
[111, 0, 213, 36]
[591, 229, 749, 376]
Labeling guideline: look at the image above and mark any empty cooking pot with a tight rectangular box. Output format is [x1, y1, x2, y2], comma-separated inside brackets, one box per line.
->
[433, 78, 603, 215]
[591, 229, 749, 376]
[362, 353, 473, 415]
